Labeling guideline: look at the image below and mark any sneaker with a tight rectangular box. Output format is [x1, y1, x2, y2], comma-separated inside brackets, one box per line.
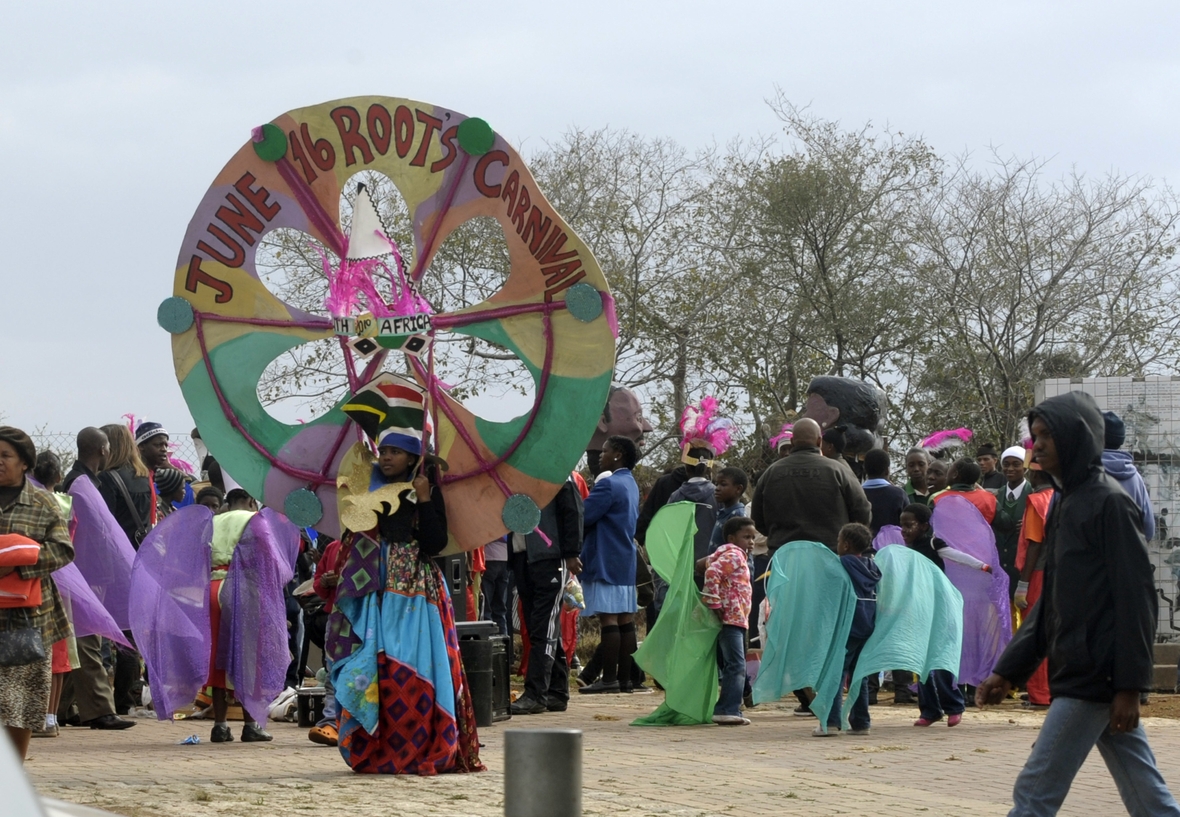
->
[546, 699, 569, 712]
[913, 717, 939, 727]
[792, 704, 814, 718]
[510, 695, 547, 715]
[31, 724, 58, 738]
[947, 713, 962, 727]
[713, 714, 751, 726]
[308, 724, 338, 746]
[241, 722, 273, 742]
[577, 680, 620, 695]
[211, 724, 233, 743]
[630, 683, 654, 695]
[811, 725, 839, 737]
[848, 727, 870, 735]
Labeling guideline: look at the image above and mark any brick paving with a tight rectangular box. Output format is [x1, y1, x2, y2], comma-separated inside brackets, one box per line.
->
[26, 695, 1180, 816]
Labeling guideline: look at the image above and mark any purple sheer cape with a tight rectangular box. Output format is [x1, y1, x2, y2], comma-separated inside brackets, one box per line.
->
[130, 506, 214, 721]
[67, 477, 136, 629]
[931, 495, 1012, 685]
[873, 525, 906, 551]
[53, 563, 131, 648]
[216, 508, 299, 723]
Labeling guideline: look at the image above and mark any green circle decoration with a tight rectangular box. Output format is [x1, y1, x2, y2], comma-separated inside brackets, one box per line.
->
[284, 488, 323, 527]
[157, 296, 195, 334]
[457, 117, 495, 156]
[502, 493, 541, 534]
[565, 282, 603, 323]
[252, 123, 288, 162]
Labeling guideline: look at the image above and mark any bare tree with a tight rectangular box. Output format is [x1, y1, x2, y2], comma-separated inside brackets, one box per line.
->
[913, 152, 1180, 443]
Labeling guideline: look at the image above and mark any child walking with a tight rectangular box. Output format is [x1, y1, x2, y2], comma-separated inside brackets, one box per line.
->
[816, 523, 881, 736]
[900, 502, 971, 727]
[702, 516, 756, 725]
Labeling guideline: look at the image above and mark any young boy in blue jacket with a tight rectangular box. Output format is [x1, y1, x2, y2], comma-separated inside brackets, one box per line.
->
[816, 522, 881, 736]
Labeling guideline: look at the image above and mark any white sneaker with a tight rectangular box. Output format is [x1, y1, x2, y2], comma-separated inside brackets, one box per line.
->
[712, 714, 751, 726]
[812, 725, 840, 737]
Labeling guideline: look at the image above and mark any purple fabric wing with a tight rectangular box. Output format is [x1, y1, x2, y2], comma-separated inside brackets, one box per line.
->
[129, 506, 213, 721]
[53, 563, 132, 648]
[931, 495, 1012, 686]
[67, 478, 136, 629]
[217, 508, 299, 723]
[873, 525, 906, 551]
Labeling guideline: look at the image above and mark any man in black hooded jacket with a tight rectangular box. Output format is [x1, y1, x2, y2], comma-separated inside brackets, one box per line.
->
[976, 391, 1180, 816]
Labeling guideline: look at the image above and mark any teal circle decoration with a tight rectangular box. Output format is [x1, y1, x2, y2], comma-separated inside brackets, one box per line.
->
[252, 123, 288, 162]
[565, 282, 603, 323]
[457, 117, 495, 156]
[502, 494, 541, 534]
[284, 489, 323, 527]
[157, 296, 195, 334]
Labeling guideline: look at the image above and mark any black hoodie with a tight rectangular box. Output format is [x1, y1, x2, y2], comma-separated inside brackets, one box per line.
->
[992, 391, 1155, 701]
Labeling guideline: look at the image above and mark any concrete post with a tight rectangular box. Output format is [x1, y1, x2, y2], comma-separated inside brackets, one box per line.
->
[504, 728, 582, 817]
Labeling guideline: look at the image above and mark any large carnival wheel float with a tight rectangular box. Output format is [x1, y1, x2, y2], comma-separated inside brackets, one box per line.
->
[160, 96, 616, 550]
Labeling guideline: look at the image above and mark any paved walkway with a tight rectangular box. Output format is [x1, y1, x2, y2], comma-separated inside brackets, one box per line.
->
[26, 695, 1180, 816]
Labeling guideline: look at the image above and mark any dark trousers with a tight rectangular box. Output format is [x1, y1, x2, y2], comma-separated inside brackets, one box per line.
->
[511, 552, 569, 704]
[59, 634, 116, 722]
[919, 669, 965, 721]
[828, 637, 870, 731]
[748, 553, 770, 642]
[483, 560, 511, 638]
[113, 638, 140, 715]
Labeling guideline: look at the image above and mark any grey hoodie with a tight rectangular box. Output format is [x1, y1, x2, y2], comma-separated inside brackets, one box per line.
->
[1102, 450, 1155, 541]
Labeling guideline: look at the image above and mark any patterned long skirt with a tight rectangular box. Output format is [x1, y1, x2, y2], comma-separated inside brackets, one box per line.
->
[327, 535, 483, 775]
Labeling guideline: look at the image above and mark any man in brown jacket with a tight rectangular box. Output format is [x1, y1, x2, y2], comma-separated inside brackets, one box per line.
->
[751, 418, 871, 555]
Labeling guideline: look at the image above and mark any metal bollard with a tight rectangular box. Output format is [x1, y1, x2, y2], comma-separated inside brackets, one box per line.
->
[504, 728, 582, 817]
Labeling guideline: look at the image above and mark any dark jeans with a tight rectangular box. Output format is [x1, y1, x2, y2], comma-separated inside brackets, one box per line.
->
[511, 552, 569, 704]
[828, 637, 870, 731]
[714, 624, 746, 717]
[483, 560, 511, 638]
[919, 669, 964, 721]
[748, 553, 770, 642]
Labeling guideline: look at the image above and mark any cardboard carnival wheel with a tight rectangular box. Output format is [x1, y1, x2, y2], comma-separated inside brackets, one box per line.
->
[159, 96, 616, 550]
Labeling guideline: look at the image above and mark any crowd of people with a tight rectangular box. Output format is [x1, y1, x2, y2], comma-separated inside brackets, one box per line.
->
[1, 384, 1177, 814]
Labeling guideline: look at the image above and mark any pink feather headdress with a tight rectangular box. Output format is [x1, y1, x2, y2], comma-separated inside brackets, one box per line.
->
[680, 397, 735, 457]
[920, 427, 973, 454]
[769, 423, 794, 451]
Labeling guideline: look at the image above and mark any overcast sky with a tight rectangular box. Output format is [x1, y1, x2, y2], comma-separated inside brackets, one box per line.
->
[3, 0, 1178, 439]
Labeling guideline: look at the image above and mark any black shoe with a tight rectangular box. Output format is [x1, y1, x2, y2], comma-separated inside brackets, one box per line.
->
[83, 714, 136, 730]
[241, 723, 273, 742]
[510, 695, 547, 715]
[743, 693, 755, 709]
[546, 699, 569, 712]
[792, 704, 814, 717]
[893, 692, 916, 705]
[618, 685, 633, 694]
[211, 724, 233, 743]
[578, 679, 620, 694]
[868, 694, 879, 705]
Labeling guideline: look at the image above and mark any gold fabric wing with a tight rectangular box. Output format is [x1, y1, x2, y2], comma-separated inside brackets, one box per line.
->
[336, 442, 412, 534]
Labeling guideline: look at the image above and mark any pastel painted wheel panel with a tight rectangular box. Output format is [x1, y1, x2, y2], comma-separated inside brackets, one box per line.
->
[166, 96, 615, 548]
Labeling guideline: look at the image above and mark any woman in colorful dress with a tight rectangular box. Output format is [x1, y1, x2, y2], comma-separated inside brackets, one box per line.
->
[327, 374, 483, 775]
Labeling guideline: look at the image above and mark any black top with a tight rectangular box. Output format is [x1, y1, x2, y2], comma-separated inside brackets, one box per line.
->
[97, 466, 153, 546]
[980, 471, 1006, 491]
[635, 466, 689, 545]
[61, 462, 97, 493]
[994, 391, 1156, 701]
[376, 479, 448, 560]
[863, 483, 908, 535]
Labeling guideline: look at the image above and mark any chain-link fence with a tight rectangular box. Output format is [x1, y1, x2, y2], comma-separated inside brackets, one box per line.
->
[31, 431, 202, 477]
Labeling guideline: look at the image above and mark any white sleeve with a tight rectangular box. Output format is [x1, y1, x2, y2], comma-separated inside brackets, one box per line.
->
[938, 545, 987, 571]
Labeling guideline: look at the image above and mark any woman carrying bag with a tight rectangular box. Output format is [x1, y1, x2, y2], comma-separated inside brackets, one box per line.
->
[0, 427, 74, 761]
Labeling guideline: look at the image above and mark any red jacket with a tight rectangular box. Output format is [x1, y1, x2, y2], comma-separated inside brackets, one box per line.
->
[313, 540, 343, 613]
[0, 533, 42, 608]
[932, 488, 997, 523]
